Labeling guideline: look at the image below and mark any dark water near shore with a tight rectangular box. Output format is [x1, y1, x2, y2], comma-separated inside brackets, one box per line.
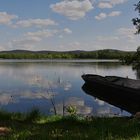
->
[0, 59, 138, 117]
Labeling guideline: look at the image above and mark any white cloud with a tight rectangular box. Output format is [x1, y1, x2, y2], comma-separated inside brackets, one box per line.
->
[88, 27, 140, 51]
[0, 12, 18, 25]
[98, 0, 127, 9]
[110, 0, 127, 6]
[98, 2, 113, 9]
[57, 41, 81, 51]
[117, 27, 136, 35]
[12, 37, 41, 49]
[0, 45, 6, 51]
[50, 0, 93, 20]
[11, 29, 58, 49]
[69, 41, 80, 47]
[97, 36, 119, 41]
[10, 27, 74, 50]
[0, 13, 57, 28]
[95, 11, 121, 20]
[63, 28, 72, 34]
[95, 13, 107, 20]
[15, 18, 57, 28]
[117, 27, 136, 41]
[108, 11, 121, 17]
[59, 35, 63, 39]
[26, 29, 58, 39]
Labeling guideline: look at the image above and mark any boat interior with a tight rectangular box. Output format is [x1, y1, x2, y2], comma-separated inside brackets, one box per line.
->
[105, 76, 140, 89]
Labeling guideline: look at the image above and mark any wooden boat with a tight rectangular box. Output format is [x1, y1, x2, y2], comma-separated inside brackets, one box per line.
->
[82, 74, 140, 114]
[82, 74, 140, 95]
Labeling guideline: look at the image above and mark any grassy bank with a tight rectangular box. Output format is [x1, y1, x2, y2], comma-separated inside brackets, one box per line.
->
[0, 110, 140, 140]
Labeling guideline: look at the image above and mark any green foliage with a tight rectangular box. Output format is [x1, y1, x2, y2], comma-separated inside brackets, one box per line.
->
[1, 114, 140, 140]
[25, 108, 41, 122]
[120, 53, 136, 64]
[1, 110, 140, 139]
[66, 105, 77, 116]
[120, 46, 140, 70]
[131, 1, 140, 69]
[131, 47, 140, 69]
[0, 110, 11, 120]
[133, 1, 140, 34]
[0, 49, 135, 59]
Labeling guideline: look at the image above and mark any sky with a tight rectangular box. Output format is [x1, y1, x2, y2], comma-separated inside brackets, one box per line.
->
[0, 0, 139, 51]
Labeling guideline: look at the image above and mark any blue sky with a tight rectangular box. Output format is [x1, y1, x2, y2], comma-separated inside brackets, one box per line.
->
[0, 0, 139, 51]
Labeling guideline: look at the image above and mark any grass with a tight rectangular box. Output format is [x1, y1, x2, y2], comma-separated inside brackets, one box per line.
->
[0, 110, 140, 140]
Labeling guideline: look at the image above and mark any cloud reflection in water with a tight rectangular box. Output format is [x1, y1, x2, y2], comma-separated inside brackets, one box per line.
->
[52, 97, 93, 115]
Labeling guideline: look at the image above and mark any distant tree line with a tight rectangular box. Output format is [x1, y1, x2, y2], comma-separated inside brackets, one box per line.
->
[0, 49, 134, 59]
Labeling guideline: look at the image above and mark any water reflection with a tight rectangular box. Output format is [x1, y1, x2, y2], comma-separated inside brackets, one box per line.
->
[0, 60, 137, 116]
[52, 97, 92, 115]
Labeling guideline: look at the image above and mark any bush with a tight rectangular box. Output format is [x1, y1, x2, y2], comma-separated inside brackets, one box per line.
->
[25, 108, 41, 122]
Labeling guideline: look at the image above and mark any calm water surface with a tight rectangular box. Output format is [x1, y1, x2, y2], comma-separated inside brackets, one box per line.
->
[0, 60, 138, 117]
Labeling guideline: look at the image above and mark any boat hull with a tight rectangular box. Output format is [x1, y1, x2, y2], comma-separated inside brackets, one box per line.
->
[81, 74, 140, 114]
[82, 74, 140, 98]
[82, 83, 140, 114]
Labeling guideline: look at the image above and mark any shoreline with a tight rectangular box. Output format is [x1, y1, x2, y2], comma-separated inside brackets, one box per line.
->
[0, 110, 139, 139]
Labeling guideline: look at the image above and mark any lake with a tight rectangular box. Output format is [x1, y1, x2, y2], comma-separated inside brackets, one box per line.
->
[0, 59, 138, 117]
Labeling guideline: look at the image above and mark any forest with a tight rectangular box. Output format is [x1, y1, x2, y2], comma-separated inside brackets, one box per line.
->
[0, 49, 135, 59]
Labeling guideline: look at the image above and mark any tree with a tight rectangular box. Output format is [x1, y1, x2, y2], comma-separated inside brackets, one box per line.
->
[130, 2, 140, 69]
[132, 1, 140, 34]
